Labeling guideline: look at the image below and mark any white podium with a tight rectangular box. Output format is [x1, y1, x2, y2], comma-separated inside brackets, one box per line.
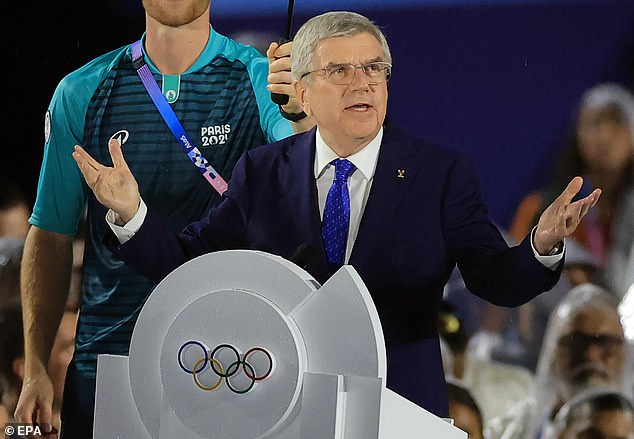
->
[93, 250, 467, 438]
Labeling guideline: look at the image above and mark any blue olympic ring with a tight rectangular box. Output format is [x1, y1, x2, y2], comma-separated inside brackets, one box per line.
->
[178, 342, 274, 394]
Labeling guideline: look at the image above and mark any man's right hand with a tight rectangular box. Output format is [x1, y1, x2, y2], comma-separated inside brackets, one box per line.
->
[14, 362, 56, 436]
[73, 139, 141, 223]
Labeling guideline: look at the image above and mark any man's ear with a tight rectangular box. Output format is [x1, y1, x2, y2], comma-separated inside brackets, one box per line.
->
[13, 356, 25, 381]
[294, 80, 311, 117]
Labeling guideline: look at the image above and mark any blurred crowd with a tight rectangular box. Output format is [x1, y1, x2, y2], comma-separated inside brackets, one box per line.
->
[0, 180, 83, 433]
[442, 82, 634, 438]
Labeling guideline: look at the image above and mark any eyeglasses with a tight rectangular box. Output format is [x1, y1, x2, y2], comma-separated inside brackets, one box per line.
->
[575, 427, 634, 439]
[558, 331, 624, 356]
[300, 61, 392, 85]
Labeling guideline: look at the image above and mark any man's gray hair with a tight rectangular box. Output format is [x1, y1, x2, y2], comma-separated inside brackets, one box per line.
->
[291, 11, 392, 81]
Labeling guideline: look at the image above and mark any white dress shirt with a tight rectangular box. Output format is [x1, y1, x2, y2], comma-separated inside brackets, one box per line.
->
[314, 127, 382, 263]
[107, 127, 562, 269]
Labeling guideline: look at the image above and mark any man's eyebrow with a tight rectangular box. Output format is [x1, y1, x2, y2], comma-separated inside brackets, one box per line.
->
[322, 57, 385, 68]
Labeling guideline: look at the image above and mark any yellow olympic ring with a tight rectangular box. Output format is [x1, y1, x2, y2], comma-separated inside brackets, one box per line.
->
[192, 357, 224, 391]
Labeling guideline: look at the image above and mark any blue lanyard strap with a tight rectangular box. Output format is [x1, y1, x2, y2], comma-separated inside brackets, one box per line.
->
[130, 40, 228, 196]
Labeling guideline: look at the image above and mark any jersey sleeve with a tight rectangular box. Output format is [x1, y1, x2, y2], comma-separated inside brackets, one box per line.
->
[245, 53, 294, 143]
[30, 49, 124, 235]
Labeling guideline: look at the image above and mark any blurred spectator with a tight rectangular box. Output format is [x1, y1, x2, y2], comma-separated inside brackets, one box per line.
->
[0, 299, 23, 427]
[510, 82, 634, 300]
[0, 180, 30, 240]
[508, 239, 604, 371]
[478, 82, 634, 375]
[545, 387, 633, 439]
[620, 279, 634, 392]
[619, 238, 634, 350]
[439, 299, 534, 429]
[447, 380, 484, 439]
[0, 238, 24, 303]
[0, 300, 76, 435]
[0, 404, 8, 430]
[0, 231, 79, 434]
[486, 283, 632, 439]
[626, 240, 634, 293]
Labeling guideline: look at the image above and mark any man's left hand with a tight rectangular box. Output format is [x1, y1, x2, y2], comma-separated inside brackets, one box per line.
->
[533, 176, 601, 255]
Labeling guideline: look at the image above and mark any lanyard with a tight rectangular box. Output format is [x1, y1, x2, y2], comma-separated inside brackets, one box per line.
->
[130, 40, 228, 196]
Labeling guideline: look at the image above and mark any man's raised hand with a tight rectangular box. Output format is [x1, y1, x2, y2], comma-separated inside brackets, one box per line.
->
[533, 176, 601, 255]
[72, 139, 141, 223]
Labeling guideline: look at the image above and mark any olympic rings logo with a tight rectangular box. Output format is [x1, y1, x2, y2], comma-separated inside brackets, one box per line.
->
[178, 341, 274, 394]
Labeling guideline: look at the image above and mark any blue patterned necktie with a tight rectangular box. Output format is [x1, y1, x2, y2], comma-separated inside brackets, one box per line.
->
[322, 159, 356, 266]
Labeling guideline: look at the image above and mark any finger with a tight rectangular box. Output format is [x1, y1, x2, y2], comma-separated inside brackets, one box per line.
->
[268, 56, 292, 75]
[37, 425, 58, 439]
[73, 145, 103, 172]
[564, 202, 583, 233]
[14, 398, 35, 423]
[578, 188, 602, 219]
[44, 426, 59, 439]
[566, 197, 583, 218]
[568, 187, 601, 215]
[275, 41, 293, 58]
[36, 400, 54, 434]
[578, 199, 591, 220]
[589, 188, 602, 207]
[266, 41, 280, 61]
[268, 70, 293, 87]
[556, 176, 584, 206]
[266, 82, 296, 97]
[72, 149, 100, 186]
[108, 138, 130, 171]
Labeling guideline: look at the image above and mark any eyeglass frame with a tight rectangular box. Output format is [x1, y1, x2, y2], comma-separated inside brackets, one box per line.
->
[299, 61, 392, 85]
[557, 331, 625, 357]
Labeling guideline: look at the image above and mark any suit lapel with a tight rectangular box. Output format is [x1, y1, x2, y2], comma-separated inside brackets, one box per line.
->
[350, 125, 419, 269]
[279, 128, 331, 279]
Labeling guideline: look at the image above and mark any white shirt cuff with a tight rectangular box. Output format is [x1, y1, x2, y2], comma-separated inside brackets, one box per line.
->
[105, 199, 148, 244]
[530, 226, 565, 270]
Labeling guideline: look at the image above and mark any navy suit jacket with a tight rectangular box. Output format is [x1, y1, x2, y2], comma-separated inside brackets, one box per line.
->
[112, 124, 560, 416]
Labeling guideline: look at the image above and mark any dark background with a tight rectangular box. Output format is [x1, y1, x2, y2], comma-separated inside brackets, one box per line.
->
[7, 0, 634, 229]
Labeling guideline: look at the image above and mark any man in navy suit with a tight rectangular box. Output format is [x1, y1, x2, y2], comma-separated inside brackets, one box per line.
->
[72, 11, 601, 417]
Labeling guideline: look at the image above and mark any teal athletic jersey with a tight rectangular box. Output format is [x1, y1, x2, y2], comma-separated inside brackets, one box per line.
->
[30, 27, 294, 378]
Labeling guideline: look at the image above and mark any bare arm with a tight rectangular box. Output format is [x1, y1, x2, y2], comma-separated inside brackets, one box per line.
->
[15, 226, 73, 433]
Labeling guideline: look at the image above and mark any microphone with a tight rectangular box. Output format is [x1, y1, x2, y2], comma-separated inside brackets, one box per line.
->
[291, 242, 317, 272]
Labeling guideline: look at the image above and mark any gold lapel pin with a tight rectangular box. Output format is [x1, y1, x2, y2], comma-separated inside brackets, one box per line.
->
[397, 169, 406, 179]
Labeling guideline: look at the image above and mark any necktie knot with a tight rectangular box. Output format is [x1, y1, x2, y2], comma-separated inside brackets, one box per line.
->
[332, 159, 355, 182]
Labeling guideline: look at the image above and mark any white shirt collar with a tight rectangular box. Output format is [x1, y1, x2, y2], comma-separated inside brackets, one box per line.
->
[314, 127, 383, 180]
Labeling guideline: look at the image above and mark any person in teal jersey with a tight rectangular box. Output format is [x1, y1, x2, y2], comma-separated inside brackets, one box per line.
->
[14, 0, 313, 437]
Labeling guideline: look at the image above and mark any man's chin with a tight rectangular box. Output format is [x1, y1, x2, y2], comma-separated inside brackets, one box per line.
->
[560, 365, 618, 398]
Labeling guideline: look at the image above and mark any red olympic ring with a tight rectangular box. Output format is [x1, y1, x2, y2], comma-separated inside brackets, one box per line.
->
[178, 342, 274, 394]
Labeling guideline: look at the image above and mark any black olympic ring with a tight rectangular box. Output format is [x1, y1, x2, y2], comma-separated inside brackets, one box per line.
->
[178, 342, 274, 394]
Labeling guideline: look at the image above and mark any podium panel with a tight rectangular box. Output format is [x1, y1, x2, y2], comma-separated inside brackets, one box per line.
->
[94, 250, 467, 438]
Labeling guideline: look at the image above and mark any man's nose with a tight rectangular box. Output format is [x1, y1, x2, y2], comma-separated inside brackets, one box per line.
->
[349, 67, 371, 89]
[583, 342, 606, 363]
